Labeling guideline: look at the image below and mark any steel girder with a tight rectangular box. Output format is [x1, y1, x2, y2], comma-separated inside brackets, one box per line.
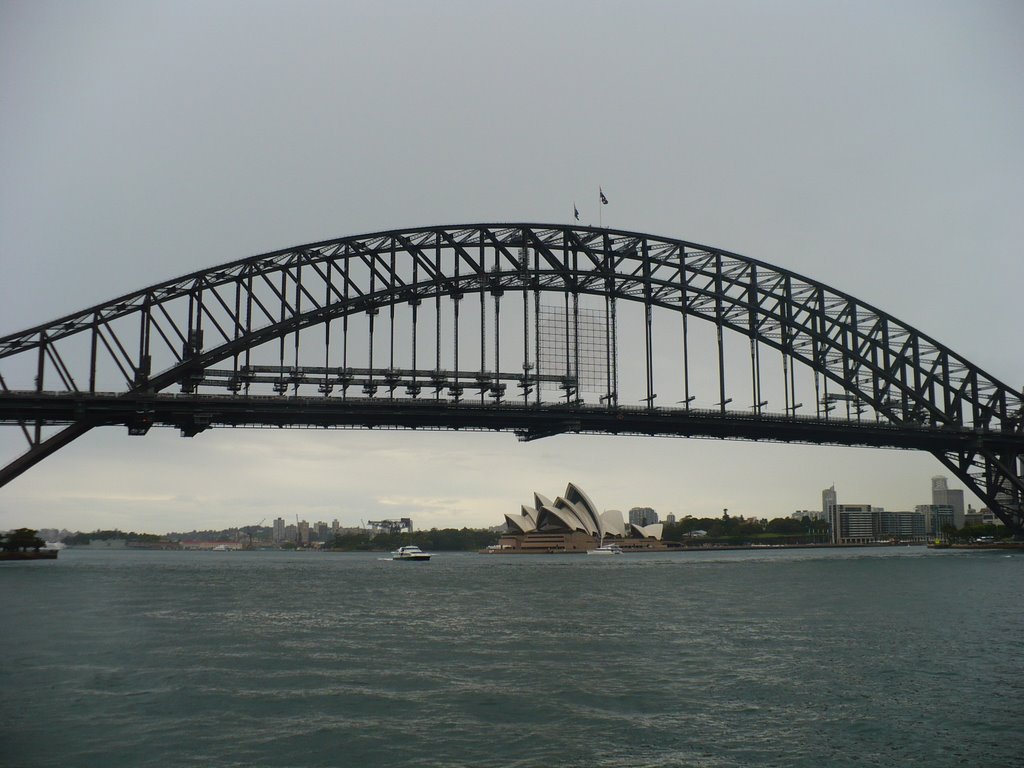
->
[1, 224, 1021, 530]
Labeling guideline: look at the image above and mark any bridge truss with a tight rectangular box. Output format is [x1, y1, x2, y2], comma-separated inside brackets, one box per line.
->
[1, 224, 1021, 531]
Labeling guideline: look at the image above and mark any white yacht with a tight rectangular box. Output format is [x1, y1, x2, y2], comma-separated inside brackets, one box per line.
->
[587, 543, 624, 555]
[392, 545, 431, 561]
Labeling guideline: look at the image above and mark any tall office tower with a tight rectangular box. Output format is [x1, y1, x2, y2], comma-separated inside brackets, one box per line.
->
[931, 476, 965, 528]
[916, 504, 955, 536]
[273, 517, 285, 542]
[822, 485, 837, 523]
[629, 507, 658, 526]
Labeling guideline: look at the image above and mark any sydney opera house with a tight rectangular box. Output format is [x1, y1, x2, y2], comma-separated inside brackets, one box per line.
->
[493, 482, 665, 553]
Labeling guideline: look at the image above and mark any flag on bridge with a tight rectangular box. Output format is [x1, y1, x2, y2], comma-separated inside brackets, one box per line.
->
[599, 187, 608, 205]
[573, 204, 580, 221]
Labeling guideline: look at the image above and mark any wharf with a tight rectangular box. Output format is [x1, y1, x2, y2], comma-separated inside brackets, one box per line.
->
[0, 550, 58, 561]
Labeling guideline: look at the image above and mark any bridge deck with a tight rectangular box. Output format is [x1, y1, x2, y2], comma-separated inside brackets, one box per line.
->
[2, 391, 1019, 452]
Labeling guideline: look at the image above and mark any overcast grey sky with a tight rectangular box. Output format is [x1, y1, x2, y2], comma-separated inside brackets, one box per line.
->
[2, 0, 1022, 533]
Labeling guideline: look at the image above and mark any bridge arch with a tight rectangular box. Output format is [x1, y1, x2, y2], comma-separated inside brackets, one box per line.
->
[1, 224, 1021, 531]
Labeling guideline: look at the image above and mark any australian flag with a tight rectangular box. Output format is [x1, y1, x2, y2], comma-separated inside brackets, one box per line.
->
[599, 188, 608, 205]
[573, 204, 580, 221]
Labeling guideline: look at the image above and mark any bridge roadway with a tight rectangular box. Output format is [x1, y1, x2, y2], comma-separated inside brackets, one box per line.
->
[2, 390, 1018, 451]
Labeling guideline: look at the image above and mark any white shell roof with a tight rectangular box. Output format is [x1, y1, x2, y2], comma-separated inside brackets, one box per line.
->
[564, 483, 603, 538]
[505, 512, 536, 533]
[600, 509, 626, 538]
[538, 504, 589, 533]
[629, 522, 664, 540]
[553, 496, 597, 535]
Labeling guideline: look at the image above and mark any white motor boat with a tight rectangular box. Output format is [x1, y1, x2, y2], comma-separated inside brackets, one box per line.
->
[587, 543, 624, 555]
[392, 545, 432, 561]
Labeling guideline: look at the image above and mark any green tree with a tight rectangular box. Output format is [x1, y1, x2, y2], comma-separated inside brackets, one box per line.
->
[2, 528, 46, 552]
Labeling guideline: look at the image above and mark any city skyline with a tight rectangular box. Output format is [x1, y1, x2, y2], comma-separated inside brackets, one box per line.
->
[2, 2, 1021, 533]
[14, 469, 973, 537]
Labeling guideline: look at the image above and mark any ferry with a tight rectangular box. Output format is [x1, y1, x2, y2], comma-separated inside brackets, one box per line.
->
[391, 545, 432, 561]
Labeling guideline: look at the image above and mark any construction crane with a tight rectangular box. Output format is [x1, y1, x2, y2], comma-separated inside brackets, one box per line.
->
[366, 518, 413, 535]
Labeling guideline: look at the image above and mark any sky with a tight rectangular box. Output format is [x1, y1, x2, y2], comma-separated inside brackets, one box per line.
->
[1, 0, 1022, 534]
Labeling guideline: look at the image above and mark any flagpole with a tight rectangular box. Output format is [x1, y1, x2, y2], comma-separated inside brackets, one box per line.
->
[598, 187, 602, 229]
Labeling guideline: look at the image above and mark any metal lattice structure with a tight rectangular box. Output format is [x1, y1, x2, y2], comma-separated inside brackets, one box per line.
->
[1, 224, 1021, 531]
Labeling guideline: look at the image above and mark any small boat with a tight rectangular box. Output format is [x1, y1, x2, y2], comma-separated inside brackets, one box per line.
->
[587, 543, 624, 555]
[392, 545, 432, 561]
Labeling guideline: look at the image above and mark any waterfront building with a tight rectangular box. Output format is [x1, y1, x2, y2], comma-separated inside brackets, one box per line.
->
[915, 504, 955, 537]
[629, 507, 659, 526]
[963, 506, 1003, 527]
[830, 504, 878, 544]
[878, 510, 927, 542]
[297, 520, 310, 546]
[272, 517, 285, 542]
[86, 538, 127, 548]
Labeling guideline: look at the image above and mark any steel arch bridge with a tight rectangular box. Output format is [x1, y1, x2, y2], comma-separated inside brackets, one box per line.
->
[1, 224, 1022, 532]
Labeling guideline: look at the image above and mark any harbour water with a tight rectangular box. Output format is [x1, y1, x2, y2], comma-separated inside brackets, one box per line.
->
[2, 547, 1021, 767]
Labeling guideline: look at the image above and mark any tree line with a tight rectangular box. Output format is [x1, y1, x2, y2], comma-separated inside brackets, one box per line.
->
[62, 529, 164, 545]
[662, 512, 831, 545]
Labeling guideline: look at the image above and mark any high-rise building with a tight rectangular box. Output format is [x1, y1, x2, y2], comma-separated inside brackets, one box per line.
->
[665, 513, 676, 525]
[273, 517, 285, 542]
[932, 476, 962, 523]
[821, 485, 837, 523]
[931, 476, 965, 528]
[915, 504, 955, 537]
[628, 507, 658, 526]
